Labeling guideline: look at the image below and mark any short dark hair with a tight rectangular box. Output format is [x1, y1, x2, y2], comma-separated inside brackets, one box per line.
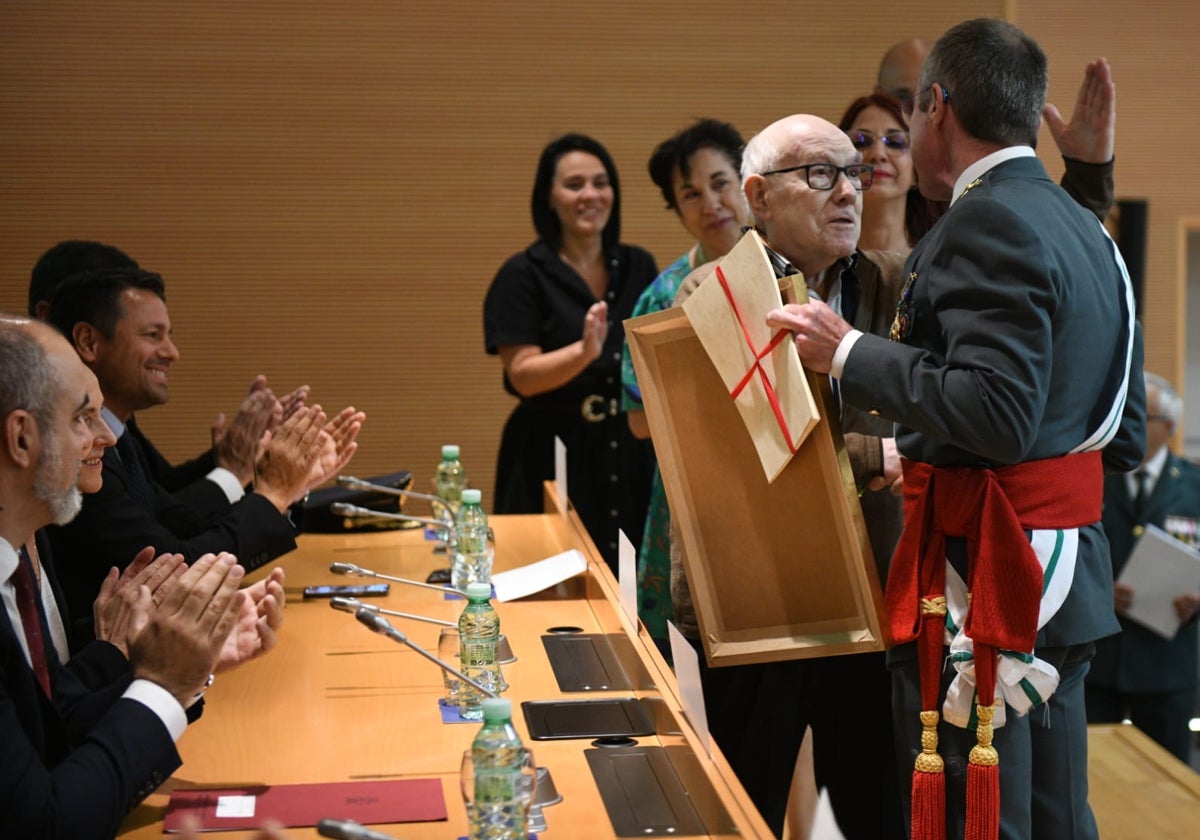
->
[919, 18, 1047, 147]
[838, 94, 946, 244]
[28, 240, 138, 317]
[530, 133, 622, 252]
[647, 118, 744, 211]
[48, 266, 167, 341]
[0, 321, 56, 433]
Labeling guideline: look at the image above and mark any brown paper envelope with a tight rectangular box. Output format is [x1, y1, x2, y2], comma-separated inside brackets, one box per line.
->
[681, 230, 819, 482]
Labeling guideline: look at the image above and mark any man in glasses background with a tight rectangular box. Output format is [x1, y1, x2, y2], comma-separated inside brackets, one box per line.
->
[771, 18, 1144, 840]
[878, 36, 1117, 222]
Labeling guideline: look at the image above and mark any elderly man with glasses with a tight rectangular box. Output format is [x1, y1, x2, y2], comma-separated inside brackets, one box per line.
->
[672, 112, 910, 840]
[770, 18, 1144, 840]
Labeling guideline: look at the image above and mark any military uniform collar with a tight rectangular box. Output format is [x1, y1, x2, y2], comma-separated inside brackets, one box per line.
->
[951, 146, 1035, 206]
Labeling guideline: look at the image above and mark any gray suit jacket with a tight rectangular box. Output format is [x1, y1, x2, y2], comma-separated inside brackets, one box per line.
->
[839, 155, 1146, 648]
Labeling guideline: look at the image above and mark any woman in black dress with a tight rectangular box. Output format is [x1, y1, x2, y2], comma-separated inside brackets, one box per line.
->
[484, 134, 658, 572]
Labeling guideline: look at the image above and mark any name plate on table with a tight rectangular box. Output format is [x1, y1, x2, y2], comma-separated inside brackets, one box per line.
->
[624, 233, 888, 667]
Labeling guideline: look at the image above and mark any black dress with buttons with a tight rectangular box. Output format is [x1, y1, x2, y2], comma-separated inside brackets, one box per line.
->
[484, 239, 658, 573]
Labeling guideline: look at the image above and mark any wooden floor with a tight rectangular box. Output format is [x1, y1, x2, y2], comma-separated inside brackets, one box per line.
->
[1088, 724, 1200, 839]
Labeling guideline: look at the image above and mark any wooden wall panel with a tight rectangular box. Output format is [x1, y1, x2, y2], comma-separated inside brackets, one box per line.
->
[21, 0, 1158, 521]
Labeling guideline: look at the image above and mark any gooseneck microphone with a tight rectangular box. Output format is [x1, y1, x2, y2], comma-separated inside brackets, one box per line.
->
[331, 501, 450, 534]
[329, 560, 466, 597]
[352, 607, 497, 699]
[337, 474, 455, 520]
[315, 817, 397, 840]
[328, 596, 456, 628]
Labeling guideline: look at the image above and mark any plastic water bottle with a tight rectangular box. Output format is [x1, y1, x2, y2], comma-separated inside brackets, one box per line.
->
[453, 489, 493, 590]
[458, 582, 502, 721]
[468, 698, 528, 840]
[435, 444, 468, 514]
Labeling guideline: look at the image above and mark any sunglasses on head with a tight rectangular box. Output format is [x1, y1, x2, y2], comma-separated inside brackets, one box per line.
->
[848, 130, 910, 153]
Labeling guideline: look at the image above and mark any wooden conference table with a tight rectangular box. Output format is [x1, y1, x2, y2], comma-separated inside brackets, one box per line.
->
[118, 486, 773, 839]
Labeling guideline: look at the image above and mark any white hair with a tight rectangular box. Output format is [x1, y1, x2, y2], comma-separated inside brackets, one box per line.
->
[1143, 371, 1183, 426]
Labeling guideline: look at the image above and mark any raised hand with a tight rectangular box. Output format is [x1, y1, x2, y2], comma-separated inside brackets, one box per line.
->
[92, 548, 188, 657]
[213, 379, 282, 485]
[1042, 57, 1115, 164]
[216, 566, 286, 671]
[302, 407, 365, 496]
[581, 301, 609, 361]
[128, 552, 245, 707]
[254, 405, 328, 513]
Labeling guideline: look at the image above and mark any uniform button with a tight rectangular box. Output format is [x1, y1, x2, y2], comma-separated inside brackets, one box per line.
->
[606, 376, 613, 384]
[610, 509, 619, 517]
[869, 409, 881, 417]
[610, 474, 619, 483]
[610, 440, 618, 449]
[1132, 525, 1145, 538]
[612, 352, 621, 361]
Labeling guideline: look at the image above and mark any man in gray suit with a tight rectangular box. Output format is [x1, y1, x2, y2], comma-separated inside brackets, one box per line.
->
[1087, 372, 1200, 762]
[769, 18, 1145, 840]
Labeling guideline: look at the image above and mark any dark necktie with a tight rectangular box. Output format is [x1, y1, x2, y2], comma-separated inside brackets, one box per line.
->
[10, 546, 52, 697]
[1132, 469, 1150, 522]
[116, 429, 155, 512]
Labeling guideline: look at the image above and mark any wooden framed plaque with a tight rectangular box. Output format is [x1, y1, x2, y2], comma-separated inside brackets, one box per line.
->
[626, 274, 888, 667]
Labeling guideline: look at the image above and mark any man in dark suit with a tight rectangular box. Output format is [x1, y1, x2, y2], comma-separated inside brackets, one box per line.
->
[1087, 372, 1200, 762]
[44, 266, 362, 634]
[770, 18, 1145, 840]
[0, 315, 247, 839]
[29, 239, 310, 506]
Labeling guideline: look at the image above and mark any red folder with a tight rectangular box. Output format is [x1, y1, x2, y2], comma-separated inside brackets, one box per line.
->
[163, 778, 447, 832]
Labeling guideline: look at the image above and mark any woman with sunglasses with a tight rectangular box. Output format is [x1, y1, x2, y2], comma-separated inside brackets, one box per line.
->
[838, 93, 943, 252]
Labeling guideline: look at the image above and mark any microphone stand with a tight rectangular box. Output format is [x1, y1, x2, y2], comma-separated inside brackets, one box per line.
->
[337, 474, 455, 521]
[329, 596, 456, 628]
[329, 560, 467, 598]
[353, 608, 497, 699]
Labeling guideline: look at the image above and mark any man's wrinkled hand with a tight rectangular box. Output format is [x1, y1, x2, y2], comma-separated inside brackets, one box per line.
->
[128, 553, 244, 707]
[93, 547, 187, 657]
[217, 567, 286, 671]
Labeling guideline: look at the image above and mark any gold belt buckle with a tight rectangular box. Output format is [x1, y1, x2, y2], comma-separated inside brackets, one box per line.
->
[581, 395, 613, 423]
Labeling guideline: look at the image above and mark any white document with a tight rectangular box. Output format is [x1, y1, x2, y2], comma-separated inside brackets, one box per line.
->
[491, 549, 587, 602]
[1117, 524, 1200, 638]
[668, 621, 710, 757]
[214, 795, 256, 818]
[809, 788, 847, 840]
[618, 529, 637, 627]
[554, 436, 567, 518]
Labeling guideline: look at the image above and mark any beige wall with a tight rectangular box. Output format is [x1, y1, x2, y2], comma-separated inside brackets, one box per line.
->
[1, 1, 1188, 512]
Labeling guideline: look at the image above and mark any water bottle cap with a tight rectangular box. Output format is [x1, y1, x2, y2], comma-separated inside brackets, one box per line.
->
[461, 488, 482, 505]
[481, 697, 512, 722]
[441, 444, 460, 460]
[465, 582, 492, 601]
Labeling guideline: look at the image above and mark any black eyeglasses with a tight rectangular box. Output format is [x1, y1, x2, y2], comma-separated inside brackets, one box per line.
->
[759, 163, 874, 191]
[848, 130, 910, 153]
[901, 84, 950, 119]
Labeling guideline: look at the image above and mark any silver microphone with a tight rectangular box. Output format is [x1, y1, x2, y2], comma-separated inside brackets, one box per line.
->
[352, 608, 497, 699]
[337, 475, 455, 520]
[315, 817, 397, 840]
[328, 561, 466, 597]
[331, 502, 449, 533]
[328, 596, 456, 628]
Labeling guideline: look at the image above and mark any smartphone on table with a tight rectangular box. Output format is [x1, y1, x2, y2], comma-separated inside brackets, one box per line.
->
[302, 583, 391, 599]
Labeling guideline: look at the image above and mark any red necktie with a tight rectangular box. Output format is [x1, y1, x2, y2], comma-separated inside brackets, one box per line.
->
[10, 545, 52, 697]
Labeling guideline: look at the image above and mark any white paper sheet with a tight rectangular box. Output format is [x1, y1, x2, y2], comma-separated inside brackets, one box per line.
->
[554, 436, 567, 518]
[668, 621, 710, 757]
[809, 788, 847, 840]
[491, 549, 587, 602]
[619, 529, 637, 628]
[1117, 523, 1200, 638]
